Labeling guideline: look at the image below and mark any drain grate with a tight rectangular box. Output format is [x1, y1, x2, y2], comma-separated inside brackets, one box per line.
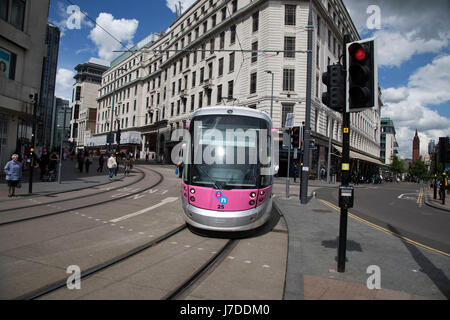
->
[312, 209, 332, 213]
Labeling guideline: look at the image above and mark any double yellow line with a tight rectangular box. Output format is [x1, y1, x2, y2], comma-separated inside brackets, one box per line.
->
[417, 188, 424, 206]
[319, 199, 450, 257]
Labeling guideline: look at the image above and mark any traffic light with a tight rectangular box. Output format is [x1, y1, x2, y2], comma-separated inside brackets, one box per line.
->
[292, 126, 300, 149]
[439, 137, 450, 163]
[346, 38, 378, 112]
[116, 128, 121, 144]
[322, 64, 345, 112]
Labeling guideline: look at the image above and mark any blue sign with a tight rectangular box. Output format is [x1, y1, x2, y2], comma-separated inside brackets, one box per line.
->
[215, 191, 228, 206]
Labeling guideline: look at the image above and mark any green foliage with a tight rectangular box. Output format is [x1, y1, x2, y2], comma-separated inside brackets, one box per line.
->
[408, 159, 428, 179]
[389, 154, 404, 174]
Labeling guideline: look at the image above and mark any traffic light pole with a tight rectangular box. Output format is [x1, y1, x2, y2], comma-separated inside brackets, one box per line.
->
[29, 93, 38, 194]
[337, 34, 352, 273]
[286, 129, 291, 199]
[300, 0, 313, 204]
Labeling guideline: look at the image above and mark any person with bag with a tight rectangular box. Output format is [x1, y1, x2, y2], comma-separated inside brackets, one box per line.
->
[4, 154, 22, 197]
[107, 153, 117, 181]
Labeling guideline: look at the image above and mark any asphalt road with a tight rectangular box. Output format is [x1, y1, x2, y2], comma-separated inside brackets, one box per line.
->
[315, 182, 450, 255]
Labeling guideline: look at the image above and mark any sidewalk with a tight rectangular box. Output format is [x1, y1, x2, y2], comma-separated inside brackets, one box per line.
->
[424, 187, 450, 212]
[0, 159, 124, 201]
[274, 195, 450, 300]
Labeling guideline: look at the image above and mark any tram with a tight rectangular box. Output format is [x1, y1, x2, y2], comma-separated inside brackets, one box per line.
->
[181, 106, 275, 232]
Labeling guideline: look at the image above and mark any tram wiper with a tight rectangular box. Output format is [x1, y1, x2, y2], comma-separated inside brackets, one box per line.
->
[196, 165, 223, 190]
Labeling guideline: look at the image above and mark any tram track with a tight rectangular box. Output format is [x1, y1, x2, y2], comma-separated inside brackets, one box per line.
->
[0, 166, 163, 227]
[0, 168, 146, 213]
[18, 224, 188, 300]
[163, 239, 239, 300]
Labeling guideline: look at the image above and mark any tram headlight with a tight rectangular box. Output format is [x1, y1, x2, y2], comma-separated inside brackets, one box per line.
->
[249, 200, 255, 206]
[190, 196, 196, 202]
[250, 192, 256, 198]
[190, 189, 196, 194]
[260, 190, 265, 196]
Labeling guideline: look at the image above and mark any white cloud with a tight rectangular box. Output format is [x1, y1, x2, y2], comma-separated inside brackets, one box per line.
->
[50, 1, 95, 37]
[343, 0, 450, 68]
[88, 13, 139, 62]
[166, 0, 197, 14]
[381, 55, 450, 158]
[55, 68, 75, 101]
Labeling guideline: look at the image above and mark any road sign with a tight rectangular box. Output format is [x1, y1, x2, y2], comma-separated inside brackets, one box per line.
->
[285, 113, 294, 128]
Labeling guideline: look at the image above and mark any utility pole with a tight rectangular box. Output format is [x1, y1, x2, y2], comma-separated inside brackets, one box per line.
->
[29, 93, 38, 194]
[300, 0, 313, 204]
[58, 105, 67, 184]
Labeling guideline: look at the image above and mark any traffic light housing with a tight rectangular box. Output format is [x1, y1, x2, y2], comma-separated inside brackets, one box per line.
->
[346, 38, 378, 112]
[292, 126, 300, 149]
[322, 64, 345, 112]
[439, 137, 450, 163]
[116, 128, 121, 144]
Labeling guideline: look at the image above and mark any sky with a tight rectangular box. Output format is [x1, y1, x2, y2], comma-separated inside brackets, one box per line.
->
[50, 0, 450, 159]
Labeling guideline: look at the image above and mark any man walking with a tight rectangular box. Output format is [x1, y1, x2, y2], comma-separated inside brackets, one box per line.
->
[107, 154, 117, 181]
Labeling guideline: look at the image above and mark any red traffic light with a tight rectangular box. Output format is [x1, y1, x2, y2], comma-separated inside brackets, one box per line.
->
[349, 43, 366, 61]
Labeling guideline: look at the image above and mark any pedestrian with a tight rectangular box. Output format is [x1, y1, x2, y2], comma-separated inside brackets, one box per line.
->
[85, 154, 92, 173]
[145, 152, 149, 162]
[124, 156, 131, 176]
[39, 147, 49, 180]
[97, 154, 104, 172]
[107, 154, 117, 180]
[77, 151, 84, 173]
[4, 154, 22, 197]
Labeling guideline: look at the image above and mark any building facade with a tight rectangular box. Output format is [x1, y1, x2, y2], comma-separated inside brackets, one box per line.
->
[50, 97, 70, 150]
[0, 0, 50, 167]
[69, 60, 108, 150]
[380, 117, 398, 165]
[412, 129, 420, 162]
[38, 23, 60, 149]
[94, 0, 382, 174]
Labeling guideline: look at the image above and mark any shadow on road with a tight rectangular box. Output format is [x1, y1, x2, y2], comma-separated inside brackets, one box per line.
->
[387, 224, 450, 299]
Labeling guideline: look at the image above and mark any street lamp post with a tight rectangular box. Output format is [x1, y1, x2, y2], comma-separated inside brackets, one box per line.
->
[265, 71, 274, 119]
[108, 67, 127, 153]
[58, 105, 68, 184]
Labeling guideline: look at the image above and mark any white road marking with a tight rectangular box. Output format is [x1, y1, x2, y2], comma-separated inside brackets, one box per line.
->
[109, 197, 178, 223]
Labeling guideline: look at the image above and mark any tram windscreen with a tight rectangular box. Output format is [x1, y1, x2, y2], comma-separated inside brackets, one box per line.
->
[186, 115, 270, 189]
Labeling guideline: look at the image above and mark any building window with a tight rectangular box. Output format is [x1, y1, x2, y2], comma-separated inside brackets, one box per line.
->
[192, 71, 196, 87]
[1, 0, 25, 30]
[230, 25, 236, 44]
[191, 95, 195, 111]
[283, 69, 295, 91]
[250, 72, 257, 94]
[228, 80, 234, 100]
[217, 84, 222, 103]
[251, 42, 258, 63]
[212, 14, 217, 27]
[220, 31, 225, 49]
[252, 12, 259, 32]
[282, 104, 294, 127]
[218, 58, 224, 77]
[316, 44, 320, 68]
[232, 0, 237, 13]
[198, 92, 203, 108]
[284, 36, 295, 58]
[0, 47, 17, 80]
[229, 52, 235, 73]
[210, 38, 215, 54]
[200, 67, 204, 83]
[285, 5, 296, 26]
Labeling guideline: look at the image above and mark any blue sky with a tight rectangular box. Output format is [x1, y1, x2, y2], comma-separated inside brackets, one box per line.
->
[50, 0, 450, 159]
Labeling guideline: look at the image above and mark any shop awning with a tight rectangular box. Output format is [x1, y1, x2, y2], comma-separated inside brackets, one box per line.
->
[333, 145, 383, 166]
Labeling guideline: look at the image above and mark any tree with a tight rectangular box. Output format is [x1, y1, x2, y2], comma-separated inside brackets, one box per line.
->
[389, 154, 404, 175]
[409, 159, 427, 179]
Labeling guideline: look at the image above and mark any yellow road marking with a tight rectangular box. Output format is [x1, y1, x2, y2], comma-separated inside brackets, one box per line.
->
[319, 199, 450, 257]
